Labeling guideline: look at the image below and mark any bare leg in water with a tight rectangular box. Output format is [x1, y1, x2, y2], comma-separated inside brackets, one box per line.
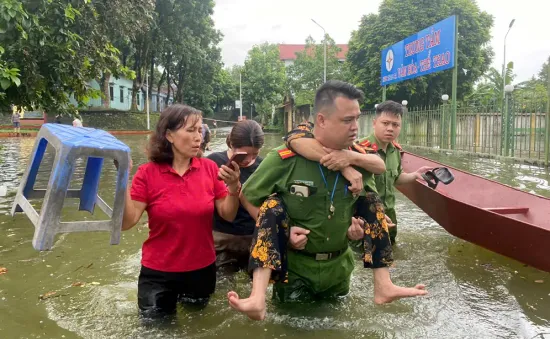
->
[373, 268, 426, 304]
[228, 194, 427, 321]
[227, 267, 426, 320]
[357, 193, 427, 304]
[227, 267, 270, 321]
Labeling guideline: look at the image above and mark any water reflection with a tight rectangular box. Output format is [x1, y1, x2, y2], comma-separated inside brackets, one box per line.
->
[409, 148, 550, 198]
[0, 134, 549, 338]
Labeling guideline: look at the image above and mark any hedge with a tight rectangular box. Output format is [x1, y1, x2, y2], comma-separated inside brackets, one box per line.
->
[78, 111, 161, 130]
[0, 111, 161, 130]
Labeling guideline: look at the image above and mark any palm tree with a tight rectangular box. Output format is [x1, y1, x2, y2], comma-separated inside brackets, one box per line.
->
[465, 62, 515, 108]
[483, 62, 515, 100]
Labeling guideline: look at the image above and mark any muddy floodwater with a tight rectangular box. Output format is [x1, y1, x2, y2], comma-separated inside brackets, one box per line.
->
[1, 127, 549, 338]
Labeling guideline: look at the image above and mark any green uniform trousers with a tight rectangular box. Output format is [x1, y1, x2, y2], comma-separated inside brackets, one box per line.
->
[248, 194, 393, 302]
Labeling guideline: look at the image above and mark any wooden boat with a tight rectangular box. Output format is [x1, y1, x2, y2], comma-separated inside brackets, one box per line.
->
[397, 152, 550, 273]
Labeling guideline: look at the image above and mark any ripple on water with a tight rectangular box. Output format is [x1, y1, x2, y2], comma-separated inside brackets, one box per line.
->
[516, 175, 550, 191]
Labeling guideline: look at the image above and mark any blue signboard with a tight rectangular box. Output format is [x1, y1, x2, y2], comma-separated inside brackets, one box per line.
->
[381, 15, 456, 86]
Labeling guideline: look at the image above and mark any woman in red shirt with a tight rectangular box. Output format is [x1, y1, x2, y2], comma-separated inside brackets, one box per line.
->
[121, 104, 241, 317]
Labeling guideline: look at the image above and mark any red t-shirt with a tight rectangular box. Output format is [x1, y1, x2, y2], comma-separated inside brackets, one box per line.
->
[130, 158, 228, 272]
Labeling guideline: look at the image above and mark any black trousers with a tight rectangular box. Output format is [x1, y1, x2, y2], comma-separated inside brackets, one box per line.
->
[137, 263, 216, 317]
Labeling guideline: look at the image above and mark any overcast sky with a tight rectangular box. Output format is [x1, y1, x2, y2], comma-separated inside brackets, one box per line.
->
[213, 0, 550, 83]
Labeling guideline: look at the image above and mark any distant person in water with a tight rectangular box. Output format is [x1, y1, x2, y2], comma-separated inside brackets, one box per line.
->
[201, 123, 211, 152]
[12, 110, 21, 134]
[207, 120, 264, 273]
[72, 116, 83, 127]
[212, 120, 218, 137]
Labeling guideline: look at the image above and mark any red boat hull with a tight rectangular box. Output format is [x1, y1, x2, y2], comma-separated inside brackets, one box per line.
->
[398, 152, 550, 273]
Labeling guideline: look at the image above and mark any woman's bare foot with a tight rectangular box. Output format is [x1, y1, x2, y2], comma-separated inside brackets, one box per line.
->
[374, 284, 427, 304]
[227, 291, 266, 320]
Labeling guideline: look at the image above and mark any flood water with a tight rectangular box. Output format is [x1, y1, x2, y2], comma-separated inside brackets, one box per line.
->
[1, 125, 550, 338]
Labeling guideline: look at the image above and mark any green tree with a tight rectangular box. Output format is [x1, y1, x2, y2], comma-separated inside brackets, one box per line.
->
[514, 78, 548, 113]
[538, 56, 549, 91]
[513, 58, 549, 113]
[228, 65, 243, 83]
[346, 0, 494, 107]
[146, 0, 221, 114]
[212, 68, 238, 112]
[0, 0, 230, 117]
[288, 35, 344, 106]
[0, 0, 136, 115]
[241, 43, 287, 122]
[93, 0, 154, 107]
[465, 62, 514, 106]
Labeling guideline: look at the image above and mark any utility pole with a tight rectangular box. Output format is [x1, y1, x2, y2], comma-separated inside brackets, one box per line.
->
[545, 62, 550, 166]
[146, 72, 150, 130]
[239, 71, 243, 120]
[450, 16, 459, 149]
[502, 19, 515, 102]
[311, 19, 327, 83]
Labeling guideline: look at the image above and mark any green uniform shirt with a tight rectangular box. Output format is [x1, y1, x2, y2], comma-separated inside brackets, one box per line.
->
[243, 145, 378, 298]
[243, 145, 376, 254]
[244, 144, 383, 299]
[359, 134, 403, 225]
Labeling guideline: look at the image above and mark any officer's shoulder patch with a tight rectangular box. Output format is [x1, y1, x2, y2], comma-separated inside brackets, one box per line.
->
[277, 147, 296, 159]
[350, 143, 366, 154]
[359, 139, 379, 151]
[392, 141, 402, 150]
[358, 139, 372, 147]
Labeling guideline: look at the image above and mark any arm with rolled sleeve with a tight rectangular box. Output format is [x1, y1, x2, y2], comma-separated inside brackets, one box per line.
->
[285, 125, 385, 175]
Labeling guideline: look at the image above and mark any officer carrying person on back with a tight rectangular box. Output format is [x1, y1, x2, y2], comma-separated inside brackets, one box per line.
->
[288, 100, 433, 244]
[227, 80, 427, 321]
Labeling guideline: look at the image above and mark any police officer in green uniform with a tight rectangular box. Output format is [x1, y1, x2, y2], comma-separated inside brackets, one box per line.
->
[287, 100, 432, 244]
[359, 101, 432, 243]
[227, 81, 427, 321]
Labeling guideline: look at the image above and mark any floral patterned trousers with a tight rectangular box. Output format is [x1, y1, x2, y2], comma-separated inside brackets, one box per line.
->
[248, 192, 394, 283]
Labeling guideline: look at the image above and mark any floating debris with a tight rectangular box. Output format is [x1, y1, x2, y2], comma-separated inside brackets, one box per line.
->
[481, 263, 493, 270]
[73, 262, 94, 272]
[71, 282, 85, 287]
[39, 291, 57, 300]
[0, 267, 7, 275]
[535, 280, 544, 284]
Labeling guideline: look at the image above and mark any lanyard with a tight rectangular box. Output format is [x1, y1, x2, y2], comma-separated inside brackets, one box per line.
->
[318, 164, 339, 219]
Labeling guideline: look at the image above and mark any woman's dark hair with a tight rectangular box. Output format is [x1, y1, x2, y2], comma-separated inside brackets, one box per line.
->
[226, 120, 264, 149]
[148, 104, 202, 163]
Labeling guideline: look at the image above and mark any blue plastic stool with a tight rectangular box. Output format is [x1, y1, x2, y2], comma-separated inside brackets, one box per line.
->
[11, 123, 131, 250]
